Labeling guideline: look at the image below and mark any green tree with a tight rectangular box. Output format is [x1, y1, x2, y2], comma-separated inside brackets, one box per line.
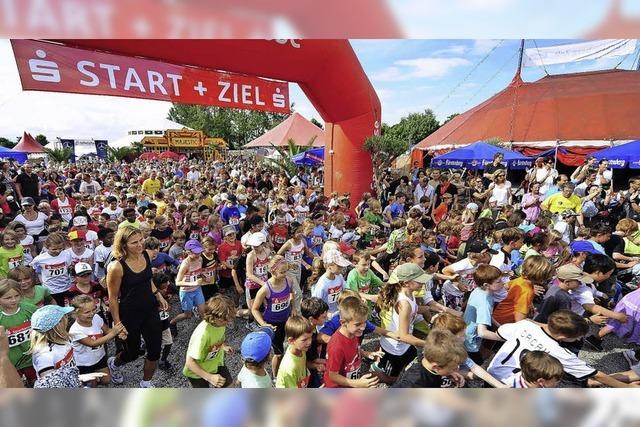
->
[262, 136, 317, 178]
[310, 118, 324, 129]
[0, 137, 15, 149]
[44, 147, 73, 163]
[443, 113, 459, 124]
[387, 109, 440, 147]
[167, 104, 292, 149]
[364, 133, 409, 195]
[35, 134, 49, 147]
[107, 146, 138, 162]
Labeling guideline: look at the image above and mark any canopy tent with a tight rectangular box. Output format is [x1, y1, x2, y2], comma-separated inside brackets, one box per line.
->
[139, 151, 160, 161]
[244, 112, 325, 148]
[430, 141, 533, 170]
[158, 151, 181, 161]
[592, 140, 640, 169]
[14, 132, 46, 153]
[291, 147, 324, 166]
[413, 69, 640, 167]
[0, 146, 28, 163]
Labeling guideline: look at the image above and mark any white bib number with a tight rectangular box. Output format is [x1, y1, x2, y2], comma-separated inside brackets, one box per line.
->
[7, 322, 30, 348]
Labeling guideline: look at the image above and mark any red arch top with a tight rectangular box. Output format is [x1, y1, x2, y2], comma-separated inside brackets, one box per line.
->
[53, 39, 381, 200]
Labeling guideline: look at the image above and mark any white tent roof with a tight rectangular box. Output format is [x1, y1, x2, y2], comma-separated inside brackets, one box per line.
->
[111, 119, 193, 148]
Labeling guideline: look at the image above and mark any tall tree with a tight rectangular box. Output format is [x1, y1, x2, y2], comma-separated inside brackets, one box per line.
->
[364, 133, 409, 196]
[387, 109, 440, 147]
[0, 137, 15, 149]
[444, 113, 459, 124]
[35, 134, 49, 147]
[167, 104, 292, 149]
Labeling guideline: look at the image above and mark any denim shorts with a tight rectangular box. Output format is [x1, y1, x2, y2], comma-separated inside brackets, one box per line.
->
[179, 287, 205, 311]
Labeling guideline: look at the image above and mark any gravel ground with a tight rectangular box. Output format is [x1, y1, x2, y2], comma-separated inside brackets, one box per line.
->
[105, 299, 636, 388]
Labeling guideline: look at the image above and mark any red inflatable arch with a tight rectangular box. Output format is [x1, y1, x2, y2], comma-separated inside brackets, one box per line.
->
[52, 39, 381, 201]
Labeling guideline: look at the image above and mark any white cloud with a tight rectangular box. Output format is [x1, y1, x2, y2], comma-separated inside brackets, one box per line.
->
[432, 45, 468, 56]
[373, 57, 471, 82]
[471, 39, 502, 55]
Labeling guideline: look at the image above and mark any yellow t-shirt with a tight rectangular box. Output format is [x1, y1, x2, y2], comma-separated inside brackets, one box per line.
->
[142, 178, 161, 196]
[542, 192, 582, 214]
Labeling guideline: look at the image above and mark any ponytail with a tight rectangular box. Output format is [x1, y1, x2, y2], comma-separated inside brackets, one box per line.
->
[378, 281, 402, 312]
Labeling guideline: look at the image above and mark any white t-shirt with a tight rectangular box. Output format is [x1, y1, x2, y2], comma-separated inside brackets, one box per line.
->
[594, 169, 613, 186]
[569, 283, 595, 316]
[69, 315, 106, 367]
[490, 181, 512, 207]
[20, 235, 34, 264]
[30, 251, 73, 294]
[79, 180, 102, 195]
[15, 212, 48, 236]
[94, 244, 112, 279]
[101, 206, 123, 221]
[237, 366, 273, 388]
[294, 205, 310, 223]
[311, 273, 345, 316]
[487, 320, 596, 383]
[32, 342, 76, 377]
[64, 247, 94, 267]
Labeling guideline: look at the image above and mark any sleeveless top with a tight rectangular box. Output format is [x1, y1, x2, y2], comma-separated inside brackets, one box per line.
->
[262, 279, 291, 324]
[244, 253, 269, 290]
[181, 259, 203, 293]
[285, 240, 304, 274]
[118, 251, 156, 313]
[380, 292, 418, 356]
[201, 253, 218, 285]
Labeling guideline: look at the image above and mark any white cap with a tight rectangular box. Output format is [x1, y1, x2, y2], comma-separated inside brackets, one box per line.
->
[488, 196, 498, 203]
[73, 216, 88, 226]
[246, 232, 267, 247]
[466, 202, 479, 211]
[74, 262, 92, 275]
[323, 249, 352, 267]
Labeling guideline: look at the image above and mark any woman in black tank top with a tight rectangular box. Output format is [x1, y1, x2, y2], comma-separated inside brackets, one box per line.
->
[106, 226, 168, 387]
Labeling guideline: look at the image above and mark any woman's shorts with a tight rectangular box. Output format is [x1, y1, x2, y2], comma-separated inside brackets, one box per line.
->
[179, 288, 205, 311]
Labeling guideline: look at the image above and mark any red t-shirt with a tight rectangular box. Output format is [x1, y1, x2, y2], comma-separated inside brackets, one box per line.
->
[217, 240, 243, 278]
[324, 329, 362, 388]
[270, 224, 289, 250]
[432, 203, 449, 224]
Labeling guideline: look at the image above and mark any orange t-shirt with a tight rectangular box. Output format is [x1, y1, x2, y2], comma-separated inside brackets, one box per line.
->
[492, 277, 534, 325]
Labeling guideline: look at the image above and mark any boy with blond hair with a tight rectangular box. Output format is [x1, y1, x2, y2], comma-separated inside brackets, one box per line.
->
[505, 351, 564, 388]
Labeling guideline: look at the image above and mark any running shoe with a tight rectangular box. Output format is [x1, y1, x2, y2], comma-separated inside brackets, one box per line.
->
[622, 349, 640, 367]
[107, 356, 124, 384]
[139, 380, 155, 388]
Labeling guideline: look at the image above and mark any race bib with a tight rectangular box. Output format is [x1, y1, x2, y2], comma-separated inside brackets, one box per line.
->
[55, 348, 76, 368]
[346, 367, 361, 380]
[7, 321, 30, 348]
[274, 235, 286, 244]
[328, 285, 342, 304]
[8, 255, 22, 269]
[255, 265, 267, 276]
[159, 238, 171, 249]
[312, 236, 323, 246]
[229, 217, 240, 226]
[159, 310, 170, 321]
[44, 262, 67, 279]
[59, 207, 72, 215]
[359, 281, 371, 294]
[271, 295, 290, 312]
[206, 343, 222, 360]
[190, 231, 200, 240]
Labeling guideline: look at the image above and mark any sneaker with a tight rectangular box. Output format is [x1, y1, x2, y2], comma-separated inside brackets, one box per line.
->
[139, 380, 155, 388]
[159, 360, 173, 371]
[192, 306, 200, 319]
[622, 349, 640, 367]
[370, 362, 384, 374]
[107, 356, 124, 385]
[584, 335, 604, 352]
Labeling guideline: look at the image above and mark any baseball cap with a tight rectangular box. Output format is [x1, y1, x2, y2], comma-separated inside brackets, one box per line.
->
[570, 240, 600, 255]
[338, 241, 356, 257]
[68, 230, 87, 241]
[74, 262, 92, 276]
[246, 232, 267, 247]
[20, 197, 35, 206]
[488, 196, 498, 203]
[222, 225, 237, 236]
[73, 216, 88, 227]
[185, 239, 204, 254]
[341, 232, 361, 244]
[561, 210, 578, 218]
[240, 327, 274, 363]
[556, 264, 594, 284]
[466, 240, 498, 255]
[31, 305, 74, 332]
[389, 263, 430, 284]
[466, 202, 479, 211]
[323, 249, 352, 267]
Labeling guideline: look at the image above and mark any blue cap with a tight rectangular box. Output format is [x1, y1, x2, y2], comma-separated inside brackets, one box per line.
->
[185, 239, 203, 254]
[570, 240, 599, 255]
[240, 327, 274, 363]
[31, 305, 74, 332]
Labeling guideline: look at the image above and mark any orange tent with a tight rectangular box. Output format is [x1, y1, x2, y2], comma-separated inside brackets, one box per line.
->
[244, 112, 325, 148]
[14, 132, 46, 153]
[413, 69, 640, 165]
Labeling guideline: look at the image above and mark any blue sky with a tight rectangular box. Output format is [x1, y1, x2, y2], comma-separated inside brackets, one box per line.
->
[0, 38, 638, 143]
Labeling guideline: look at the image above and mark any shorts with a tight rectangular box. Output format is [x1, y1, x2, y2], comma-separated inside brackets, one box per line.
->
[267, 321, 287, 355]
[379, 345, 418, 378]
[162, 328, 173, 346]
[187, 365, 233, 388]
[179, 288, 205, 312]
[78, 355, 108, 374]
[245, 286, 260, 305]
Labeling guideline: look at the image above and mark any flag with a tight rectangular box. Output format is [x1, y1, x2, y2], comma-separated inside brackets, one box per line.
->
[523, 39, 637, 67]
[94, 140, 108, 159]
[59, 139, 76, 163]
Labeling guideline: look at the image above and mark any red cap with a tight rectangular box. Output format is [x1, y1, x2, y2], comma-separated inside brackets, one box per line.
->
[338, 241, 356, 257]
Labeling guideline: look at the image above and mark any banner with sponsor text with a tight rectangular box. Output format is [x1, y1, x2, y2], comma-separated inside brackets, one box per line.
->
[11, 39, 290, 113]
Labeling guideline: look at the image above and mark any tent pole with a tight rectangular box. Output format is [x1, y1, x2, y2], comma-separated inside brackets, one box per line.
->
[516, 39, 525, 79]
[554, 140, 559, 170]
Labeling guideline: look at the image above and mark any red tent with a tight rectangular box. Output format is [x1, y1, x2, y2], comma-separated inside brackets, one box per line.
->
[413, 69, 640, 166]
[139, 151, 160, 161]
[158, 151, 181, 160]
[14, 132, 46, 153]
[244, 112, 325, 148]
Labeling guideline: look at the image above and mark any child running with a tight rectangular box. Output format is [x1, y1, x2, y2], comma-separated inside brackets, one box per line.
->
[171, 240, 207, 328]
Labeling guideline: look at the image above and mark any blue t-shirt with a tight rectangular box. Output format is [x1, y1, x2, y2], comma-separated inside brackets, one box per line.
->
[463, 288, 493, 353]
[389, 202, 405, 219]
[151, 252, 180, 271]
[319, 313, 376, 336]
[220, 205, 242, 228]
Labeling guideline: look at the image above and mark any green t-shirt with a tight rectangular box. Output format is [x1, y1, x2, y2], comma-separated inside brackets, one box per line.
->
[0, 245, 24, 278]
[22, 285, 52, 308]
[275, 348, 309, 388]
[346, 269, 383, 294]
[364, 211, 383, 226]
[0, 301, 38, 369]
[182, 320, 226, 379]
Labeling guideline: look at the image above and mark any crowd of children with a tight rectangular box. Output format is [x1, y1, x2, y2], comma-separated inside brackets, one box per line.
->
[2, 154, 640, 389]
